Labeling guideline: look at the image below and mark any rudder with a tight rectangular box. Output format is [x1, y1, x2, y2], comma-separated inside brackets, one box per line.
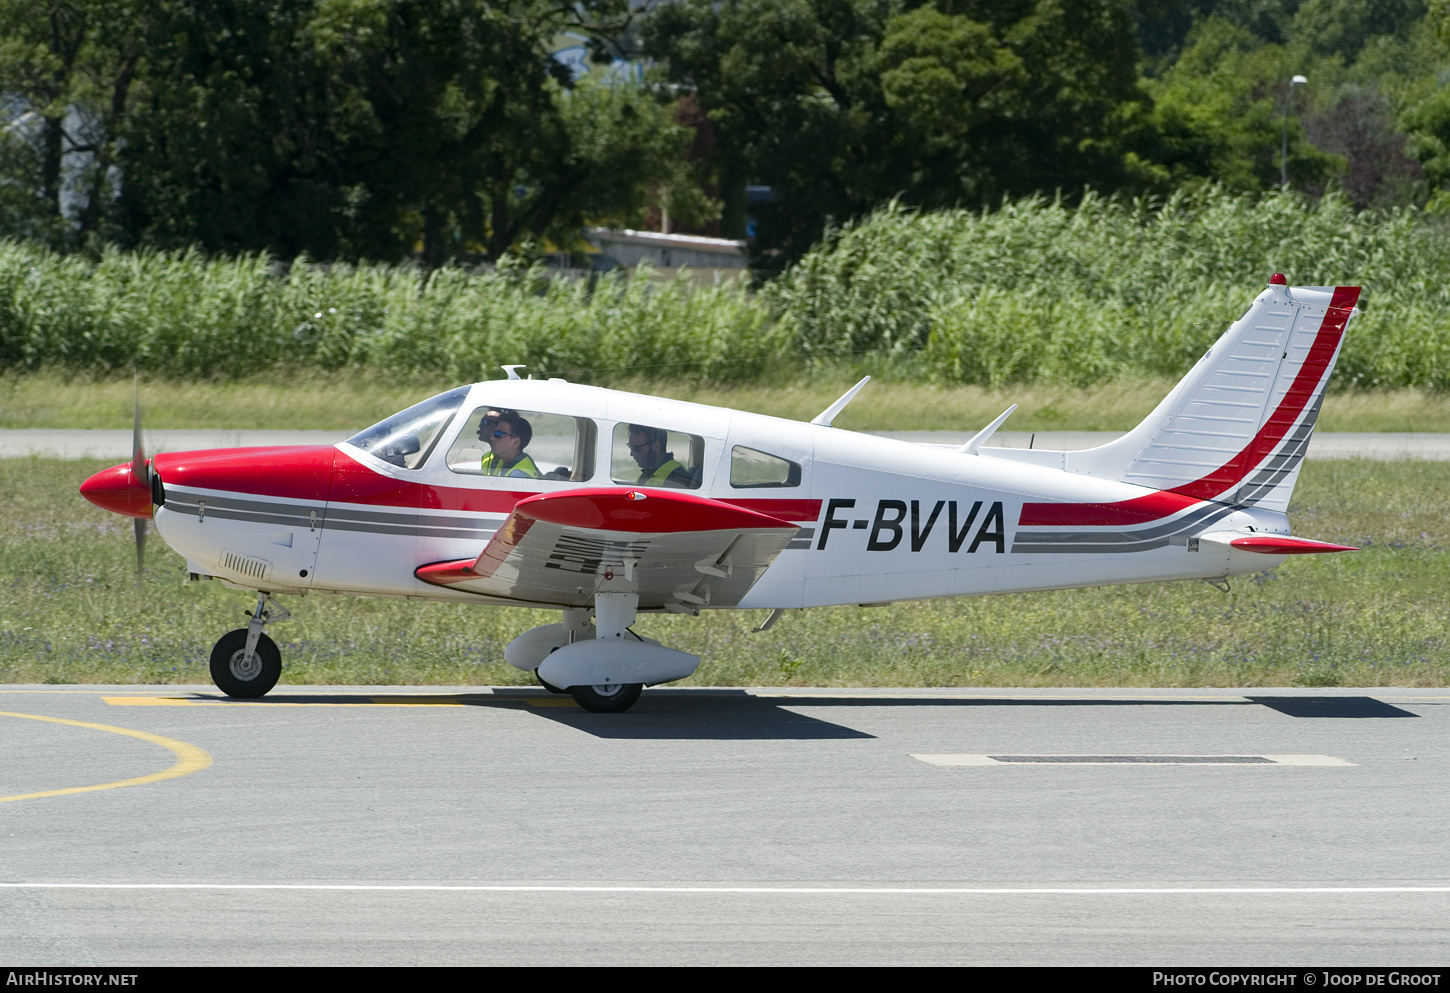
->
[1069, 278, 1360, 514]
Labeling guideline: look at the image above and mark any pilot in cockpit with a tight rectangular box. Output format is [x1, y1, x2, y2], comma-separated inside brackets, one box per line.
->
[478, 409, 542, 478]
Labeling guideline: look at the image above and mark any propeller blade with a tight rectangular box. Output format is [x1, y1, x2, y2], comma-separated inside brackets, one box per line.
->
[132, 373, 149, 580]
[134, 517, 146, 578]
[131, 373, 149, 488]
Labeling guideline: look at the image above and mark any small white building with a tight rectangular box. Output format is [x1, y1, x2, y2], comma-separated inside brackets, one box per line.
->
[585, 227, 748, 284]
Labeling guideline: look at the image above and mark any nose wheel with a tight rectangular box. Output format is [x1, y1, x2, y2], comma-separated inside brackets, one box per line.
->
[209, 591, 289, 698]
[210, 629, 281, 698]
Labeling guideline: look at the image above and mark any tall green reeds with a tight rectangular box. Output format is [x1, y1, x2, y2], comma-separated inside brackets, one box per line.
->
[765, 188, 1450, 388]
[3, 187, 1448, 388]
[0, 248, 776, 384]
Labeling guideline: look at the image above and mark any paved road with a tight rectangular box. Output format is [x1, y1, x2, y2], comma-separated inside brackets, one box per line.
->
[6, 428, 1450, 459]
[3, 685, 1447, 965]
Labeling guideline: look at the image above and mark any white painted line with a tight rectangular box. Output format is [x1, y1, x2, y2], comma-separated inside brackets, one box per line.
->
[1261, 754, 1356, 766]
[0, 883, 1446, 895]
[911, 754, 1356, 766]
[913, 754, 1001, 766]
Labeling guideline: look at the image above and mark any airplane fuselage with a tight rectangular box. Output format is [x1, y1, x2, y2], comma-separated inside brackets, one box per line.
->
[146, 379, 1288, 611]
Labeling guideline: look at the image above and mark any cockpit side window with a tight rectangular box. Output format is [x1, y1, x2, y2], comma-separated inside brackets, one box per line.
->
[611, 423, 703, 489]
[730, 446, 801, 488]
[345, 386, 469, 470]
[447, 407, 596, 482]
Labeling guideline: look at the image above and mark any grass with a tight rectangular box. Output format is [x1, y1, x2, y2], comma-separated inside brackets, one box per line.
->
[2, 456, 1446, 688]
[5, 368, 1450, 433]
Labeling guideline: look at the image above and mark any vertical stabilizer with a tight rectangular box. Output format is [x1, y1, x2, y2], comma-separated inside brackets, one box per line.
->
[1066, 279, 1360, 513]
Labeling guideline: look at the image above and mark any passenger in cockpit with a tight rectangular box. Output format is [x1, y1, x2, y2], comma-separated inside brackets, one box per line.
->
[627, 424, 692, 487]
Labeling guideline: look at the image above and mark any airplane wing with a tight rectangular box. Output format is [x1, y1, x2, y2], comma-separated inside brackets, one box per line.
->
[415, 488, 801, 611]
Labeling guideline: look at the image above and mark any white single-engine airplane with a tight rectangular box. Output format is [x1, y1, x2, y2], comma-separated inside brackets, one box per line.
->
[81, 276, 1359, 711]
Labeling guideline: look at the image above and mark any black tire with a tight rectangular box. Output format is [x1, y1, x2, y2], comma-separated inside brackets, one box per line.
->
[535, 669, 568, 694]
[569, 682, 643, 713]
[209, 629, 281, 699]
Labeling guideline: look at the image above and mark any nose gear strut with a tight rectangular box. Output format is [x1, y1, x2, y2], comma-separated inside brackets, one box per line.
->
[208, 591, 291, 698]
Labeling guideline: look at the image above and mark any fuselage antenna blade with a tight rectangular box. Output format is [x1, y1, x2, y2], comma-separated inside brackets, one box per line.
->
[810, 376, 871, 426]
[959, 404, 1018, 454]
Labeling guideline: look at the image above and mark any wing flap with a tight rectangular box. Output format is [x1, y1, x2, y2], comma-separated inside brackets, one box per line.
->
[415, 488, 800, 608]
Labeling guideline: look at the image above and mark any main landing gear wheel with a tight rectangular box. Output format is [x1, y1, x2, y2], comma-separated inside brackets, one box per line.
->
[534, 670, 567, 694]
[569, 682, 643, 714]
[210, 629, 282, 699]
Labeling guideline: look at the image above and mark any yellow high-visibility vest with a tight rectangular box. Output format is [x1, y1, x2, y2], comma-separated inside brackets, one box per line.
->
[481, 453, 541, 478]
[640, 458, 688, 486]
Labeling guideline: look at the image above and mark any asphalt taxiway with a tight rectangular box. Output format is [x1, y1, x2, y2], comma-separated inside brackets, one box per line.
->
[2, 685, 1447, 966]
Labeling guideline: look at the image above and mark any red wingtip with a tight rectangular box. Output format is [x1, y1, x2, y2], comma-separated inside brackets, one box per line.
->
[415, 558, 479, 587]
[79, 462, 154, 519]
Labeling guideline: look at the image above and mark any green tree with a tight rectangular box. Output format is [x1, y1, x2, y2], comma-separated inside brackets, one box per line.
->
[1142, 18, 1345, 192]
[118, 0, 702, 263]
[644, 0, 1154, 271]
[0, 0, 146, 247]
[1402, 1, 1450, 207]
[1, 0, 711, 263]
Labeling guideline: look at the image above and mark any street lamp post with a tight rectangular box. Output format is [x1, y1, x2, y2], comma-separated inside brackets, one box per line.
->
[1282, 74, 1308, 188]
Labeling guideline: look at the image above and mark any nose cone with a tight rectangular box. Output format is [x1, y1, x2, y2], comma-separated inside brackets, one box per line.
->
[80, 462, 153, 519]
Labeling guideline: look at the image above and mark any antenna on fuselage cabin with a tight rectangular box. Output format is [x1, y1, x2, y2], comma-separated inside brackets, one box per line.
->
[501, 365, 526, 380]
[959, 404, 1018, 455]
[811, 376, 871, 426]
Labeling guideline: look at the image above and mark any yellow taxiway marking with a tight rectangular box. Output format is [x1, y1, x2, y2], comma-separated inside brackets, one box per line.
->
[104, 696, 464, 707]
[0, 711, 212, 804]
[367, 696, 462, 706]
[105, 696, 197, 706]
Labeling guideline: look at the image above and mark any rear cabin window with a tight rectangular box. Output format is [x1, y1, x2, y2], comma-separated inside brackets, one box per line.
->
[610, 422, 703, 489]
[730, 446, 802, 488]
[446, 407, 596, 482]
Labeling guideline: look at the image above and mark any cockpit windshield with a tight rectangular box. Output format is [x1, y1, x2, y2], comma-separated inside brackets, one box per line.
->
[344, 386, 470, 469]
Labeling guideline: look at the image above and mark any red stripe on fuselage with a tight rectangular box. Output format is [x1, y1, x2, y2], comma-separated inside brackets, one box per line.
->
[1018, 489, 1204, 528]
[329, 451, 536, 512]
[719, 498, 822, 523]
[1019, 286, 1359, 528]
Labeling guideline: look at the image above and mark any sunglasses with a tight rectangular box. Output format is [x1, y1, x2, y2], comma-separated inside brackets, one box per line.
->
[490, 430, 515, 439]
[627, 442, 653, 454]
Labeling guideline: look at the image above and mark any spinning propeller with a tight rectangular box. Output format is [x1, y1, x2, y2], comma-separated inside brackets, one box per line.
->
[79, 377, 159, 575]
[131, 376, 149, 578]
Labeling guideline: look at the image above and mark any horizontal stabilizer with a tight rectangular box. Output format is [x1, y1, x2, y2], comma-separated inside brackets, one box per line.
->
[1196, 531, 1357, 556]
[1226, 535, 1357, 555]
